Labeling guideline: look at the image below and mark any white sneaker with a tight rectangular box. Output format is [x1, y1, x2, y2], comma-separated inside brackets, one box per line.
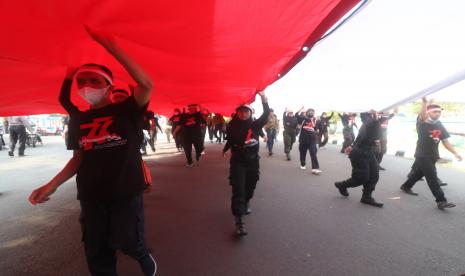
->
[311, 169, 323, 175]
[300, 165, 306, 170]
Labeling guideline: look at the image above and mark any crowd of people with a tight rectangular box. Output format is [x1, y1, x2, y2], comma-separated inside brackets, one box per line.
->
[22, 26, 463, 276]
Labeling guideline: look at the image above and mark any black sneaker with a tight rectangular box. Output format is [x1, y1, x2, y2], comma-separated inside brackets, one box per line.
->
[334, 182, 349, 197]
[235, 223, 247, 236]
[437, 201, 456, 209]
[400, 185, 418, 196]
[268, 152, 273, 156]
[286, 153, 291, 161]
[8, 151, 13, 157]
[360, 197, 384, 208]
[378, 166, 386, 171]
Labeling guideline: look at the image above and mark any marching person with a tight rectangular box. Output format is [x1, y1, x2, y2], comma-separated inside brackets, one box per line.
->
[297, 108, 322, 175]
[334, 110, 383, 207]
[316, 111, 334, 149]
[264, 108, 279, 156]
[28, 26, 157, 275]
[400, 97, 462, 209]
[7, 115, 34, 157]
[213, 113, 226, 143]
[376, 110, 396, 170]
[173, 104, 206, 167]
[339, 112, 358, 153]
[223, 90, 269, 236]
[169, 108, 183, 151]
[282, 107, 301, 161]
[141, 110, 162, 154]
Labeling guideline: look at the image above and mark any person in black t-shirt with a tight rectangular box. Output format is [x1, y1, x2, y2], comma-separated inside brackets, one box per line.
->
[296, 108, 322, 175]
[200, 107, 210, 152]
[316, 111, 334, 148]
[376, 111, 396, 170]
[169, 108, 183, 151]
[173, 104, 206, 167]
[141, 110, 163, 154]
[28, 26, 157, 276]
[338, 112, 358, 153]
[334, 110, 384, 207]
[400, 98, 462, 209]
[282, 107, 302, 161]
[223, 90, 269, 236]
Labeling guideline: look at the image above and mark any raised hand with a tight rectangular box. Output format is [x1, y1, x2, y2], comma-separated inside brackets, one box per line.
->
[84, 25, 116, 48]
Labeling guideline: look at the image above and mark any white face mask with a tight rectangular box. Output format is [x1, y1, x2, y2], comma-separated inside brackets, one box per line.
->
[78, 87, 109, 105]
[426, 117, 439, 124]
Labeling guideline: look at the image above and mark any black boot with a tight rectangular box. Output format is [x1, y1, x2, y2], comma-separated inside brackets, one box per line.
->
[286, 152, 291, 161]
[334, 181, 349, 197]
[361, 191, 383, 207]
[235, 216, 247, 236]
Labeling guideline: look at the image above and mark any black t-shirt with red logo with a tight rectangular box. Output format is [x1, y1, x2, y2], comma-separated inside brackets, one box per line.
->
[297, 114, 318, 144]
[223, 102, 270, 162]
[67, 96, 147, 202]
[415, 118, 450, 160]
[179, 112, 205, 137]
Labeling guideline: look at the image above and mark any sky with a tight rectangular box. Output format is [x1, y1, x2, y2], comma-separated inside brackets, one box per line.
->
[253, 0, 465, 115]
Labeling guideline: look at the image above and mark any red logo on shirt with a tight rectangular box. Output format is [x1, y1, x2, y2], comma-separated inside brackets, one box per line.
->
[302, 118, 316, 131]
[79, 116, 122, 150]
[430, 129, 441, 143]
[185, 117, 196, 126]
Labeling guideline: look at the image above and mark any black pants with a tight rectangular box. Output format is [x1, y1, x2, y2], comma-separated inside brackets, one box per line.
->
[229, 158, 260, 216]
[0, 134, 5, 150]
[283, 130, 296, 154]
[79, 194, 155, 276]
[200, 126, 207, 150]
[9, 125, 27, 155]
[148, 129, 157, 151]
[341, 126, 354, 153]
[207, 125, 214, 142]
[402, 157, 446, 202]
[183, 133, 203, 164]
[318, 131, 329, 147]
[214, 125, 223, 142]
[173, 129, 182, 149]
[341, 147, 379, 196]
[299, 142, 319, 169]
[376, 137, 387, 164]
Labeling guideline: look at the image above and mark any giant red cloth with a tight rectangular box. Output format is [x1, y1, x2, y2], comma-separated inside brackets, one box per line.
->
[0, 0, 360, 116]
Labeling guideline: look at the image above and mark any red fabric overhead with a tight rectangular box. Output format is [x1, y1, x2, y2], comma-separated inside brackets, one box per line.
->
[0, 0, 360, 116]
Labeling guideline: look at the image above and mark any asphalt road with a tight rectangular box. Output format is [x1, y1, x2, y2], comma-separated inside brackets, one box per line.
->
[1, 136, 465, 276]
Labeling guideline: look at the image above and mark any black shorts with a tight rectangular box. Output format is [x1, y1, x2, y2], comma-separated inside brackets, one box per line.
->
[79, 193, 149, 260]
